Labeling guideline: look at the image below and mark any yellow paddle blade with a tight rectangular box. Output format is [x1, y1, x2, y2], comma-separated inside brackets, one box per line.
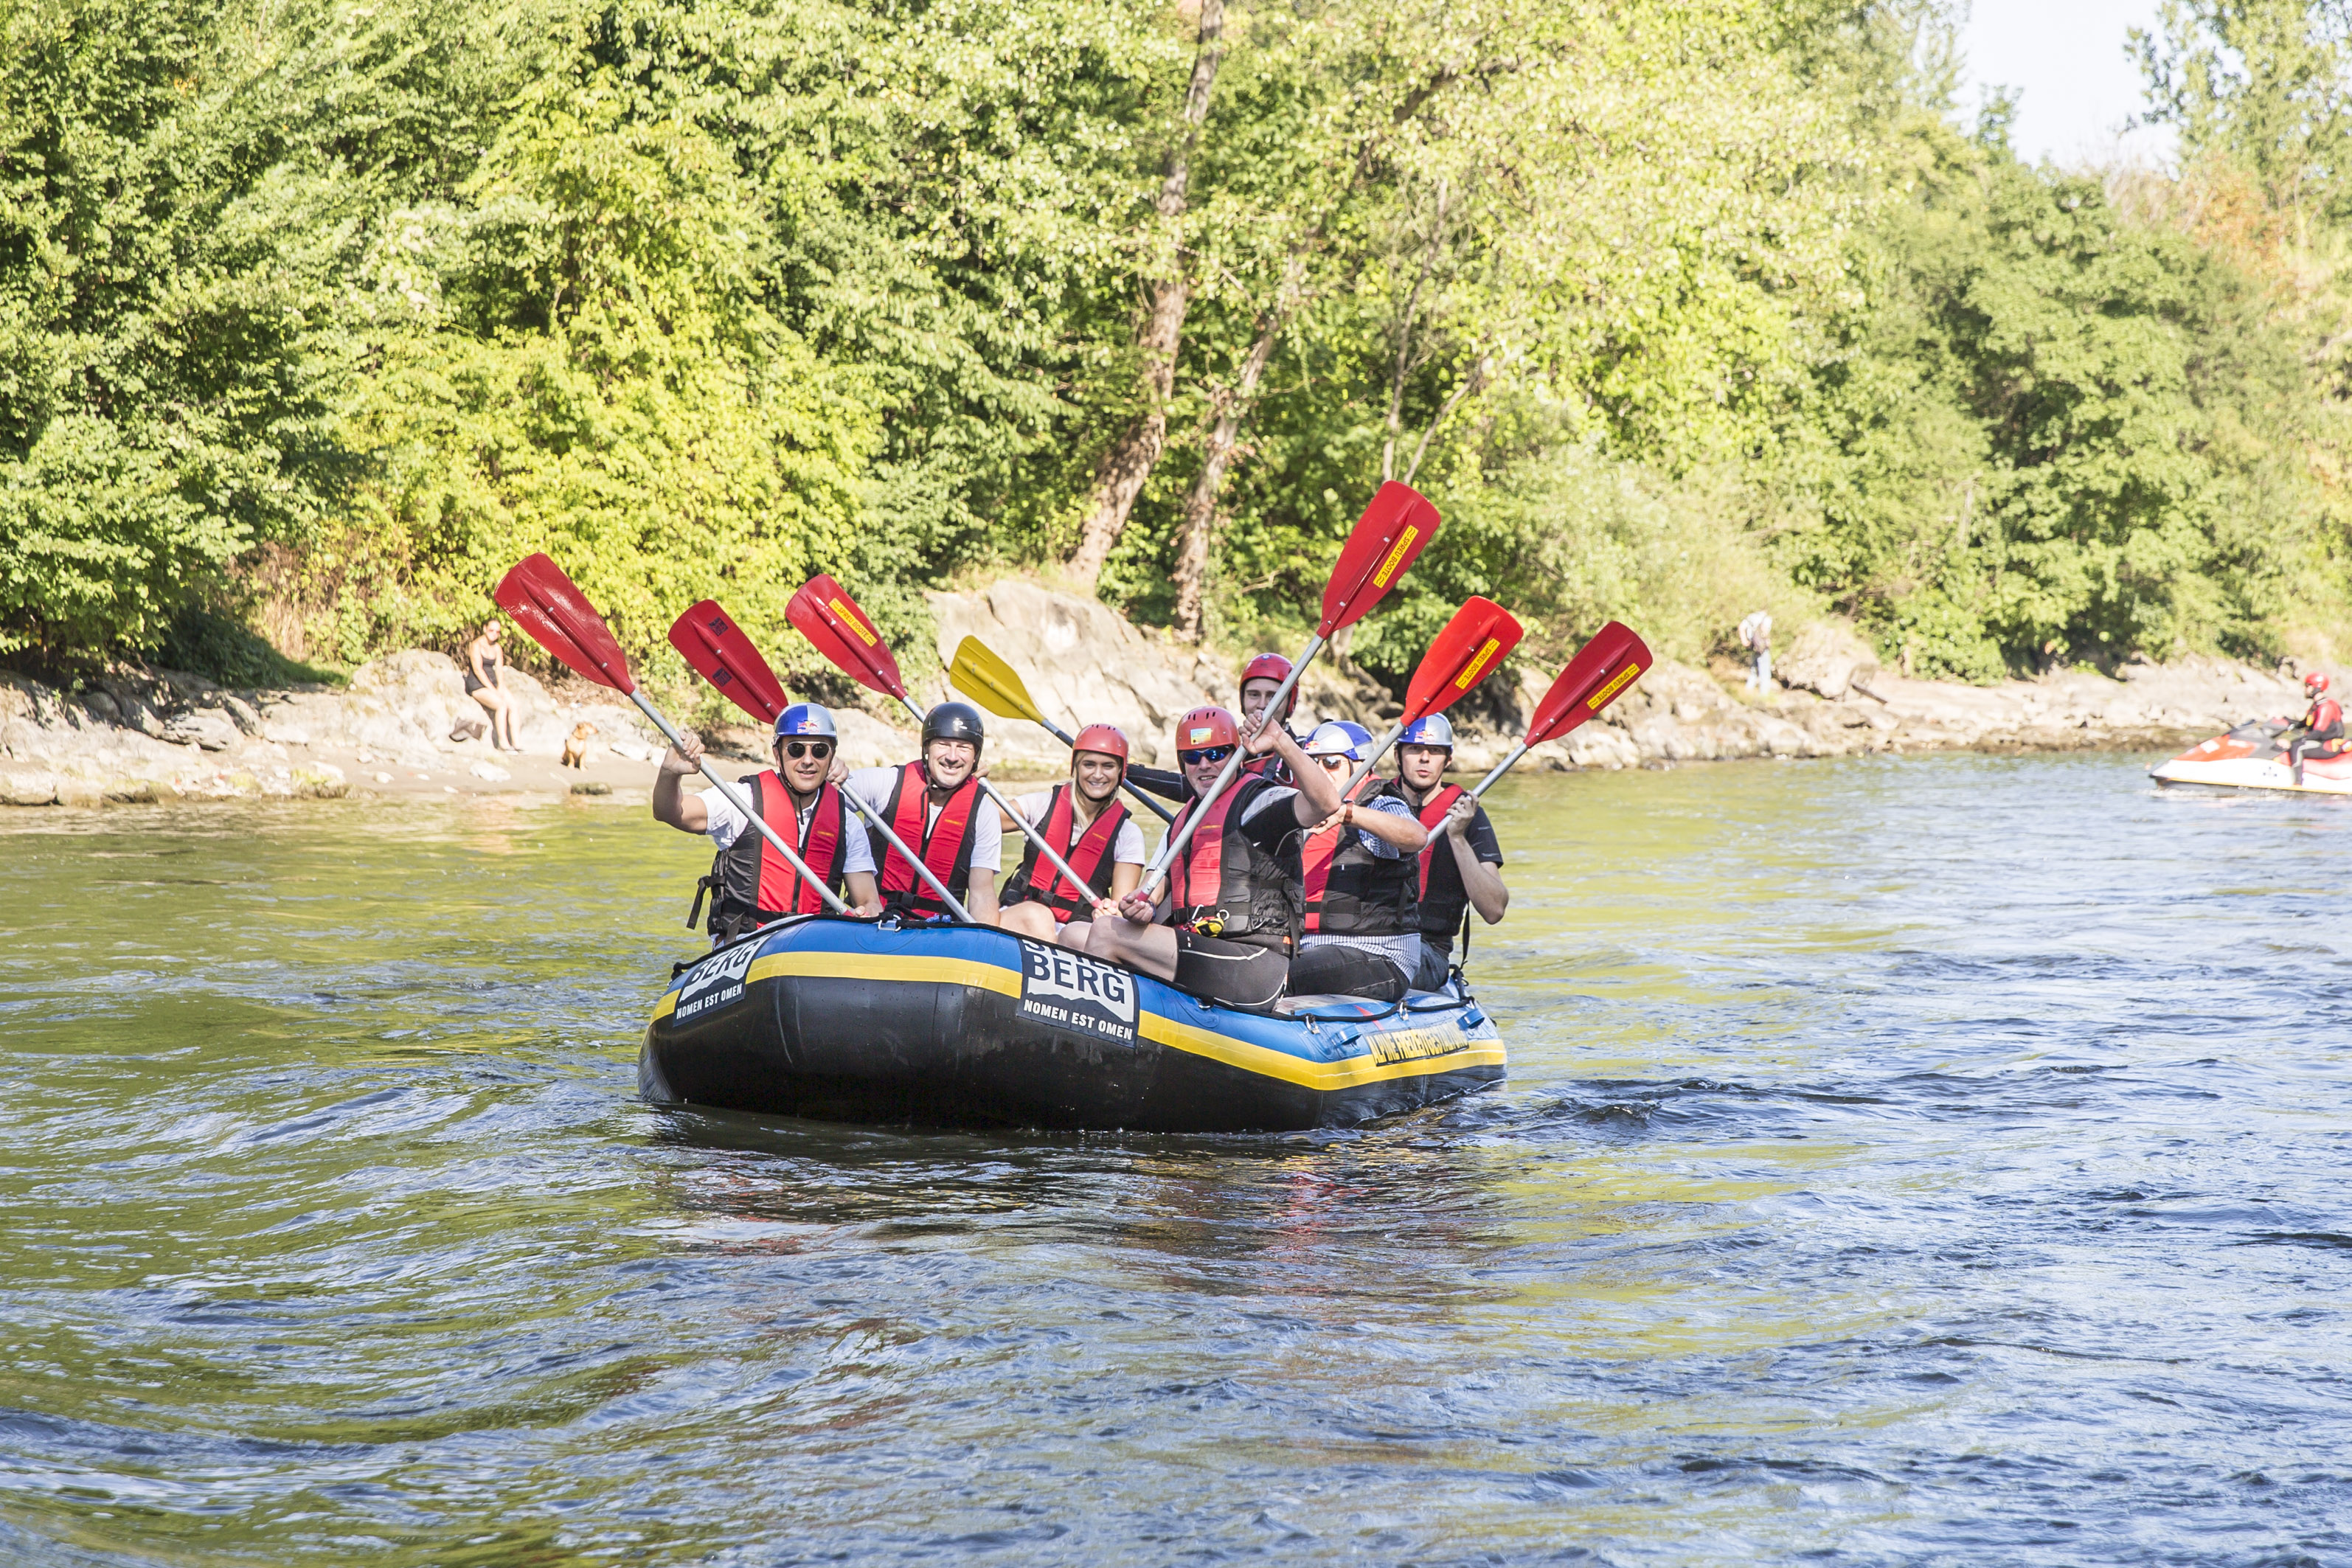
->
[948, 636, 1045, 724]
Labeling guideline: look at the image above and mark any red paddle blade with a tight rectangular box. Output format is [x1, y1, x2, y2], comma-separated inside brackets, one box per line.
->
[668, 600, 789, 725]
[1319, 482, 1443, 636]
[1526, 621, 1654, 746]
[493, 554, 635, 693]
[787, 575, 906, 700]
[1404, 596, 1524, 722]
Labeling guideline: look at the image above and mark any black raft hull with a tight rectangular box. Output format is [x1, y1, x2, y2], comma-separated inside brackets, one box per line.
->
[638, 917, 1505, 1133]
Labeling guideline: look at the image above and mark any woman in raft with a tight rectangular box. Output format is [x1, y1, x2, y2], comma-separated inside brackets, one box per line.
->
[995, 725, 1147, 940]
[1058, 707, 1427, 1007]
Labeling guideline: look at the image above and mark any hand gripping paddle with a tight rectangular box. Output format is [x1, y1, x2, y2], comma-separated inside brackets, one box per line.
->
[1342, 596, 1524, 794]
[1142, 481, 1442, 898]
[785, 579, 1113, 922]
[492, 558, 850, 917]
[1471, 620, 1654, 795]
[671, 597, 974, 923]
[946, 635, 1176, 824]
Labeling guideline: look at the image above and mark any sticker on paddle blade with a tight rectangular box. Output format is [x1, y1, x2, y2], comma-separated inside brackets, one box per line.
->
[1016, 940, 1137, 1047]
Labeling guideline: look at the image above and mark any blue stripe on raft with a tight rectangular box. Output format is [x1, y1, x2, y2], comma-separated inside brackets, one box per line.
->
[659, 917, 1498, 1070]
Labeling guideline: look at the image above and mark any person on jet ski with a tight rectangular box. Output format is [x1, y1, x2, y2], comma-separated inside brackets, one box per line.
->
[844, 701, 1004, 923]
[1383, 713, 1509, 991]
[1063, 706, 1373, 1008]
[654, 703, 882, 943]
[2286, 671, 2346, 784]
[1128, 653, 1302, 802]
[996, 724, 1146, 940]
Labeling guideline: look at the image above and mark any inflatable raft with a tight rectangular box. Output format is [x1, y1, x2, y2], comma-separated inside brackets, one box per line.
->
[2150, 718, 2352, 796]
[639, 916, 1505, 1132]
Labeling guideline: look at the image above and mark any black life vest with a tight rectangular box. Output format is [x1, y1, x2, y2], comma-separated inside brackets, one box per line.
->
[870, 760, 982, 919]
[1294, 779, 1420, 938]
[1001, 784, 1131, 922]
[692, 772, 850, 943]
[1165, 774, 1297, 952]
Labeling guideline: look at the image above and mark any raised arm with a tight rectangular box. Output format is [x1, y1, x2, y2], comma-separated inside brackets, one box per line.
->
[651, 732, 711, 833]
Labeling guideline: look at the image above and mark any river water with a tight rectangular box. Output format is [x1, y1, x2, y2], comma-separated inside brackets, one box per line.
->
[1, 752, 2346, 1566]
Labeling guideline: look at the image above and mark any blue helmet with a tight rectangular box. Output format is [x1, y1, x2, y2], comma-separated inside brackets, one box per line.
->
[1398, 713, 1455, 751]
[774, 702, 837, 740]
[1303, 721, 1370, 759]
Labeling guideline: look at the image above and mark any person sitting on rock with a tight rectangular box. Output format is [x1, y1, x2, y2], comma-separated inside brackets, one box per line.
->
[463, 617, 520, 752]
[996, 724, 1145, 940]
[1064, 705, 1344, 1009]
[2286, 672, 2346, 785]
[1282, 721, 1432, 1002]
[1383, 713, 1508, 991]
[1128, 651, 1305, 802]
[653, 703, 881, 943]
[844, 701, 1002, 923]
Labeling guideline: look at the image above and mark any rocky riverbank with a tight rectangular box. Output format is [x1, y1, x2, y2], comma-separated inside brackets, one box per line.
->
[0, 580, 2320, 810]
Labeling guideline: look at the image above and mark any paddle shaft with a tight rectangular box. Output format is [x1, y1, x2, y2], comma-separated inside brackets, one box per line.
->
[1142, 632, 1324, 900]
[1470, 738, 1533, 797]
[888, 695, 1106, 915]
[627, 690, 852, 918]
[1030, 714, 1176, 825]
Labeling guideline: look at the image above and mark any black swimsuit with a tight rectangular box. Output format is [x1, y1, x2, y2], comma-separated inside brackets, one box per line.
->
[465, 645, 503, 695]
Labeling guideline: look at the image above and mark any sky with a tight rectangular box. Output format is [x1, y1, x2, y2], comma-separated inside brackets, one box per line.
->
[1959, 0, 2177, 167]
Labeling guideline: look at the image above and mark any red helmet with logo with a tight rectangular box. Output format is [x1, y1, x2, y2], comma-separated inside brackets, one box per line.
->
[1174, 706, 1240, 755]
[1239, 652, 1296, 721]
[2307, 671, 2331, 695]
[1071, 723, 1130, 766]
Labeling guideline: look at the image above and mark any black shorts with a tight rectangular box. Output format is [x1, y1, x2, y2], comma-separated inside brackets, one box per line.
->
[1171, 932, 1291, 1008]
[1288, 943, 1410, 1003]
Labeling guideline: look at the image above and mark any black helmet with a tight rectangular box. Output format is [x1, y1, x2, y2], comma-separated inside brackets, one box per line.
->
[922, 701, 985, 751]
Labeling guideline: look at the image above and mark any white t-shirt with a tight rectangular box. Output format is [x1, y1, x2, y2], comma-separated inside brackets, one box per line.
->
[695, 783, 876, 878]
[845, 766, 1002, 873]
[1007, 788, 1148, 867]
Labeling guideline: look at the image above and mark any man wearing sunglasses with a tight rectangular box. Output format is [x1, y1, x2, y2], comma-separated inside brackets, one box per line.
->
[654, 703, 881, 943]
[1285, 721, 1431, 1002]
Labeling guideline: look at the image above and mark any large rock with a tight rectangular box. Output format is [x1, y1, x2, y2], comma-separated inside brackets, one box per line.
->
[926, 581, 1233, 768]
[1777, 620, 1882, 701]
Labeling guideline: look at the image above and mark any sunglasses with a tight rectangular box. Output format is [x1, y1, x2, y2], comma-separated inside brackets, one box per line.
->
[1314, 754, 1353, 770]
[780, 740, 834, 760]
[1179, 745, 1235, 765]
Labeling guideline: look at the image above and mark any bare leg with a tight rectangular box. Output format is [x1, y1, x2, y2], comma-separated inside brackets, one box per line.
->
[997, 902, 1058, 940]
[496, 692, 516, 750]
[1081, 915, 1179, 982]
[1058, 920, 1093, 952]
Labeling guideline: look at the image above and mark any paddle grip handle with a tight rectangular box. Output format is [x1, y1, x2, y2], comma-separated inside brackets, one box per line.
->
[1470, 740, 1532, 798]
[1142, 634, 1323, 901]
[628, 690, 853, 918]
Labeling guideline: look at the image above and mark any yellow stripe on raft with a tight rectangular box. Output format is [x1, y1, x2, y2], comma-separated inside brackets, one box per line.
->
[649, 951, 1504, 1090]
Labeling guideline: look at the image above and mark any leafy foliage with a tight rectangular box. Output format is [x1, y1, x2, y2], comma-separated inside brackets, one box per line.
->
[3, 0, 2348, 688]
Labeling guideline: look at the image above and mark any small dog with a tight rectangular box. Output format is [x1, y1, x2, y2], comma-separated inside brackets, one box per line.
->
[562, 720, 597, 769]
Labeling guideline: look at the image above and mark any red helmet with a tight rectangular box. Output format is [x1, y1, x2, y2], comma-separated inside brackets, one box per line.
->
[1240, 652, 1296, 721]
[1175, 706, 1239, 754]
[2307, 671, 2331, 695]
[1071, 723, 1130, 766]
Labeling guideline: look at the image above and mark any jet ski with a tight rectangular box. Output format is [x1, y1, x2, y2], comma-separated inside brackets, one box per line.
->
[2149, 718, 2352, 795]
[639, 915, 1506, 1133]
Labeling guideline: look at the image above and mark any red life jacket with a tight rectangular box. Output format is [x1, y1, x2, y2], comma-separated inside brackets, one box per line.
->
[1297, 777, 1418, 937]
[1167, 775, 1295, 948]
[695, 771, 848, 940]
[1409, 783, 1467, 899]
[1003, 784, 1131, 921]
[871, 760, 982, 918]
[2304, 697, 2345, 742]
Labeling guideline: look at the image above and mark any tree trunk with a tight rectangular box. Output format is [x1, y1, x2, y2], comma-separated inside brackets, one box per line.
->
[1173, 300, 1286, 639]
[1065, 0, 1226, 592]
